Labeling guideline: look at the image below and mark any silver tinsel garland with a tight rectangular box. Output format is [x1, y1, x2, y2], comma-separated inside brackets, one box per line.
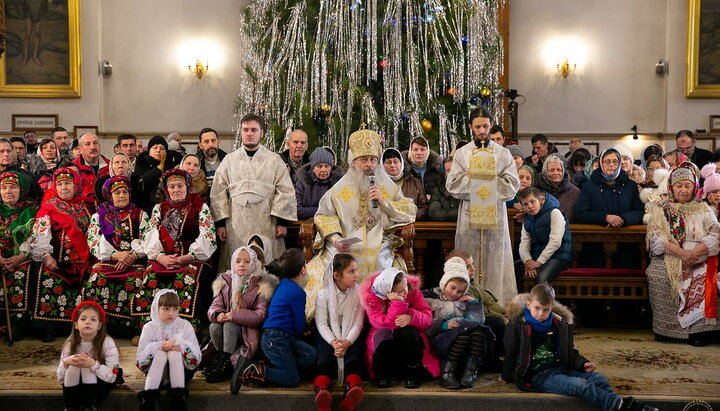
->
[234, 0, 505, 155]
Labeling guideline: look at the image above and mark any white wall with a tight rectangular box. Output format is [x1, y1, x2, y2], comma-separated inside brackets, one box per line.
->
[509, 0, 718, 136]
[100, 0, 248, 134]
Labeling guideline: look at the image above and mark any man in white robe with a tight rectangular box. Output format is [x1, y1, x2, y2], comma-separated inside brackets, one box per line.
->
[446, 108, 520, 305]
[210, 114, 297, 272]
[304, 128, 417, 319]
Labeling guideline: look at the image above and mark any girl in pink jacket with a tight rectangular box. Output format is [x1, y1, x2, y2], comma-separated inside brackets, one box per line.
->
[361, 268, 440, 389]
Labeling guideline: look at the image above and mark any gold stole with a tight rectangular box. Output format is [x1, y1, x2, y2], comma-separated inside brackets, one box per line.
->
[468, 142, 498, 230]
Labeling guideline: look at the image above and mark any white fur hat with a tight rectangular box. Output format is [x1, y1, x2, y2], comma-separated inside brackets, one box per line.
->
[439, 257, 470, 291]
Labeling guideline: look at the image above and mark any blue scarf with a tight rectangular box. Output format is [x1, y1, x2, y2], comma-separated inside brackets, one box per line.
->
[523, 306, 554, 332]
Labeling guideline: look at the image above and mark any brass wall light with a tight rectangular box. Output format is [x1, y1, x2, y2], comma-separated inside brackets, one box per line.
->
[189, 59, 209, 79]
[557, 58, 576, 78]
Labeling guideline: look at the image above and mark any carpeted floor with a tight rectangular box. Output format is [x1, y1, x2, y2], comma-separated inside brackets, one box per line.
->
[1, 328, 719, 399]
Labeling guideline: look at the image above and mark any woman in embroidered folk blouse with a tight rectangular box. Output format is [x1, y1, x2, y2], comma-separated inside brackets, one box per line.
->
[29, 167, 95, 323]
[132, 169, 217, 325]
[646, 162, 720, 347]
[82, 175, 151, 332]
[0, 171, 39, 320]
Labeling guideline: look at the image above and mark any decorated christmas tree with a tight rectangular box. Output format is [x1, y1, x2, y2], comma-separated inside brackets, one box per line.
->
[234, 0, 506, 160]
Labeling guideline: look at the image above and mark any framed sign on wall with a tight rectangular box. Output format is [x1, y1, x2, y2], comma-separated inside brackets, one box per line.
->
[11, 114, 58, 131]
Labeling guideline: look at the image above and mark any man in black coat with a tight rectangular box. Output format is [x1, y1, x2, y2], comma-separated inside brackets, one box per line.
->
[675, 129, 712, 168]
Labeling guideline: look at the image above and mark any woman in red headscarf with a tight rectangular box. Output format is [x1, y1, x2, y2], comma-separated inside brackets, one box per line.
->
[131, 169, 217, 326]
[29, 167, 95, 332]
[82, 175, 150, 334]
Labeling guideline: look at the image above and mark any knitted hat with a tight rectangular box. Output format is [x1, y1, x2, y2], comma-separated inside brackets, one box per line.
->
[507, 145, 525, 159]
[439, 257, 470, 292]
[701, 163, 720, 198]
[147, 135, 168, 152]
[309, 148, 334, 168]
[614, 143, 634, 164]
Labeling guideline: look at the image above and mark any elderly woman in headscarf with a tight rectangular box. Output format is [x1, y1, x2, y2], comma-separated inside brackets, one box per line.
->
[534, 154, 580, 223]
[295, 148, 344, 220]
[29, 168, 95, 333]
[0, 171, 39, 324]
[155, 154, 210, 204]
[646, 162, 720, 347]
[507, 164, 536, 222]
[83, 175, 150, 332]
[132, 169, 217, 326]
[382, 148, 428, 221]
[94, 152, 147, 212]
[576, 148, 644, 228]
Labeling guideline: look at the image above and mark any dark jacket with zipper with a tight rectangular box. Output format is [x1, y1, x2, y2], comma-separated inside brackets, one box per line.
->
[501, 293, 587, 391]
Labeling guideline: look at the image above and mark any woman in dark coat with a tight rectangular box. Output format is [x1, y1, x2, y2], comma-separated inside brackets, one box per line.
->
[134, 136, 180, 213]
[383, 148, 429, 221]
[535, 154, 580, 223]
[295, 148, 344, 220]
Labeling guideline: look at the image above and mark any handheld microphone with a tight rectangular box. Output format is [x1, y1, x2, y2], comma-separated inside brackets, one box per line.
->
[369, 172, 378, 208]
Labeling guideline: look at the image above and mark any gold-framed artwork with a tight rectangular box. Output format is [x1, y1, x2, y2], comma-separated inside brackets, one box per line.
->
[686, 0, 720, 98]
[0, 0, 81, 98]
[73, 125, 98, 138]
[710, 115, 720, 133]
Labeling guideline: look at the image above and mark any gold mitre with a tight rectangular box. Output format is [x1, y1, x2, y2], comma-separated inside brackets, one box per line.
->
[348, 126, 381, 161]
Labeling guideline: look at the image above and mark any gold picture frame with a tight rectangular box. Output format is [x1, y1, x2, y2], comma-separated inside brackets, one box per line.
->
[686, 0, 720, 98]
[0, 0, 81, 98]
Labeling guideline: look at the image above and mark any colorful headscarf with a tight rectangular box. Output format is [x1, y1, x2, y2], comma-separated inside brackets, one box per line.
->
[98, 176, 135, 247]
[161, 169, 193, 200]
[229, 246, 262, 310]
[53, 167, 83, 195]
[668, 161, 699, 199]
[584, 155, 599, 179]
[599, 148, 622, 182]
[0, 171, 39, 253]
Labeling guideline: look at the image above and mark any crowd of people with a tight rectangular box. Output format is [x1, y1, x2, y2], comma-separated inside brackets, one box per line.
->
[3, 112, 716, 411]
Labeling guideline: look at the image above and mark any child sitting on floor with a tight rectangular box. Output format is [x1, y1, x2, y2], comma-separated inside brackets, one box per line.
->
[513, 187, 572, 287]
[423, 257, 494, 389]
[361, 267, 439, 389]
[58, 301, 122, 411]
[239, 248, 317, 387]
[313, 253, 365, 411]
[205, 246, 277, 393]
[501, 283, 658, 411]
[136, 289, 201, 411]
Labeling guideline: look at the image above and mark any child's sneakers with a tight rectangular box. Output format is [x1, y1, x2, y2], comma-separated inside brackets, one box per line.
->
[339, 374, 364, 411]
[313, 375, 332, 411]
[241, 359, 267, 385]
[619, 396, 659, 411]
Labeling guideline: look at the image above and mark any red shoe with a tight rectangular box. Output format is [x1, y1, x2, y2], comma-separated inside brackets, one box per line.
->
[339, 374, 364, 411]
[314, 375, 332, 411]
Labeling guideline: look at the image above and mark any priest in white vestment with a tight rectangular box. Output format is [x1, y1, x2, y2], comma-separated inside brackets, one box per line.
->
[446, 108, 520, 305]
[304, 128, 417, 320]
[210, 114, 297, 272]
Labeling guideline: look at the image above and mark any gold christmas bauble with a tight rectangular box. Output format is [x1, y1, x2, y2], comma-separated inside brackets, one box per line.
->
[421, 119, 433, 132]
[319, 104, 331, 115]
[480, 87, 491, 98]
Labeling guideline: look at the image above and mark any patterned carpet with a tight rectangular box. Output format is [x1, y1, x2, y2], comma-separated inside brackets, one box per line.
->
[0, 328, 719, 398]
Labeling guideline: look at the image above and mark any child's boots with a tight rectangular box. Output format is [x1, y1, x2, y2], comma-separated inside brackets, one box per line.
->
[313, 375, 333, 411]
[339, 374, 364, 411]
[168, 387, 189, 411]
[205, 351, 233, 383]
[440, 360, 460, 389]
[137, 389, 159, 411]
[62, 385, 82, 411]
[459, 355, 482, 388]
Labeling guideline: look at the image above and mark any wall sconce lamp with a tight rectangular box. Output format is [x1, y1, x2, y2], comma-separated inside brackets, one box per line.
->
[188, 59, 209, 79]
[557, 58, 576, 78]
[631, 125, 638, 140]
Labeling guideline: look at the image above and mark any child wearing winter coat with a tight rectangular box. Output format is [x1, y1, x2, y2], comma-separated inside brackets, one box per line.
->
[205, 246, 278, 393]
[446, 249, 507, 360]
[361, 267, 439, 389]
[423, 257, 493, 389]
[313, 254, 365, 411]
[58, 301, 122, 410]
[513, 187, 572, 287]
[239, 248, 317, 387]
[501, 284, 658, 411]
[136, 289, 201, 411]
